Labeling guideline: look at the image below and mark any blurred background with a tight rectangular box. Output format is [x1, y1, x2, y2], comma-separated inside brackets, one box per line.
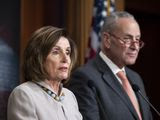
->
[0, 0, 159, 119]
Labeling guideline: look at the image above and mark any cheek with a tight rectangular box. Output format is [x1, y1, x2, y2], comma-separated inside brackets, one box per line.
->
[122, 50, 129, 60]
[68, 58, 71, 65]
[45, 59, 58, 74]
[65, 56, 71, 65]
[114, 47, 128, 62]
[113, 45, 126, 56]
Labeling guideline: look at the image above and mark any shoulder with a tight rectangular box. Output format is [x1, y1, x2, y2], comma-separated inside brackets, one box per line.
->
[125, 67, 145, 89]
[8, 82, 36, 109]
[63, 87, 75, 97]
[62, 87, 78, 103]
[125, 67, 141, 79]
[73, 55, 103, 77]
[9, 81, 39, 101]
[63, 88, 79, 99]
[11, 81, 37, 93]
[7, 82, 38, 120]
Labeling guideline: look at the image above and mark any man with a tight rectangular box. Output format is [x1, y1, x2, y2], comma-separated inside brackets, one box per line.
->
[68, 11, 153, 120]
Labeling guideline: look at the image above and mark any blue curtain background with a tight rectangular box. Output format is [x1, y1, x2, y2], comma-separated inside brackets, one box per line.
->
[0, 0, 20, 119]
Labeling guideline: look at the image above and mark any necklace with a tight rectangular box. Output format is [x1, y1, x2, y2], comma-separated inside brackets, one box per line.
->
[34, 81, 65, 102]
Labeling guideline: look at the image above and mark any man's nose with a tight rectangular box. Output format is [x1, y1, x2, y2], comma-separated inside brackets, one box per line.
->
[130, 40, 140, 50]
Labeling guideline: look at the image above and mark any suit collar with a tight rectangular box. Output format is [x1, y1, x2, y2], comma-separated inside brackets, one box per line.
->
[127, 73, 147, 120]
[94, 55, 140, 119]
[103, 71, 139, 119]
[126, 70, 148, 119]
[94, 54, 109, 73]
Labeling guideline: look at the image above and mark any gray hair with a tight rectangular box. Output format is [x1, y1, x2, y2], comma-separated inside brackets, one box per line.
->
[101, 11, 136, 34]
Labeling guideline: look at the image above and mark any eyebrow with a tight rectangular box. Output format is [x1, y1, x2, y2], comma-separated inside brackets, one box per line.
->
[123, 34, 141, 38]
[52, 46, 71, 50]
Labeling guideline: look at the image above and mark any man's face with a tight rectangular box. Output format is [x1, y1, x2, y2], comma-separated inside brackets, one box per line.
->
[106, 18, 141, 68]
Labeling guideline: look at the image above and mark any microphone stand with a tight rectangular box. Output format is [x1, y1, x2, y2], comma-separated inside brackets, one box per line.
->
[132, 84, 160, 117]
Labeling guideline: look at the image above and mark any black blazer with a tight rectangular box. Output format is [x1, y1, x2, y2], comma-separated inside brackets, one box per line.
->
[68, 54, 152, 120]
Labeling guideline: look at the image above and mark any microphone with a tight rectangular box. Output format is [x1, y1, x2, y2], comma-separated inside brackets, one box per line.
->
[88, 80, 109, 119]
[132, 84, 160, 117]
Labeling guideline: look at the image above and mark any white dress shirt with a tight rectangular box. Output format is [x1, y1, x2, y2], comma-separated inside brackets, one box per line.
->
[7, 81, 82, 120]
[99, 51, 126, 84]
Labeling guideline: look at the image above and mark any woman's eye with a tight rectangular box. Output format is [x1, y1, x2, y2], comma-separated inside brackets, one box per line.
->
[66, 50, 71, 56]
[52, 50, 59, 54]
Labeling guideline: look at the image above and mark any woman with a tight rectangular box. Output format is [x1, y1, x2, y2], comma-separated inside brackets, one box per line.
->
[7, 26, 82, 120]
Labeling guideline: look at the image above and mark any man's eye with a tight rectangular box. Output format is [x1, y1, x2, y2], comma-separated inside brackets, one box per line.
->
[135, 38, 140, 41]
[124, 38, 131, 41]
[123, 38, 132, 43]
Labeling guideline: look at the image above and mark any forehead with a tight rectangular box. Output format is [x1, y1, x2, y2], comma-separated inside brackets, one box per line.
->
[55, 36, 70, 47]
[114, 18, 140, 35]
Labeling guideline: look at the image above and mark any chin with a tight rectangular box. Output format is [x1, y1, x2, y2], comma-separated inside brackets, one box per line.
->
[59, 75, 68, 80]
[126, 60, 136, 65]
[125, 57, 137, 64]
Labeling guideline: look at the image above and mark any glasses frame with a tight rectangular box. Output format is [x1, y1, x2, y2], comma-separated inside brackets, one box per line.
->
[108, 32, 145, 49]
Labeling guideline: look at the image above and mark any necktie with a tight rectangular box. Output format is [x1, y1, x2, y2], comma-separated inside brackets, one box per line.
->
[117, 71, 142, 120]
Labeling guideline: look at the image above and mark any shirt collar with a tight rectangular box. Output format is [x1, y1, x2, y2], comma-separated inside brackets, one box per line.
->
[99, 51, 126, 75]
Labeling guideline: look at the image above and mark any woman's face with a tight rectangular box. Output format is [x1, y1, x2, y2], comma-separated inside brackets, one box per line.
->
[44, 37, 71, 81]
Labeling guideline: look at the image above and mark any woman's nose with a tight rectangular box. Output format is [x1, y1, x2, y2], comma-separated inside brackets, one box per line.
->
[61, 53, 68, 63]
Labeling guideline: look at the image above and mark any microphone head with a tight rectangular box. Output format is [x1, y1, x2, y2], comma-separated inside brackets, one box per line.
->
[132, 84, 140, 92]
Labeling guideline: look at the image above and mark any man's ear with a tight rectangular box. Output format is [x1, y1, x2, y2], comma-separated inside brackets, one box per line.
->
[103, 32, 111, 48]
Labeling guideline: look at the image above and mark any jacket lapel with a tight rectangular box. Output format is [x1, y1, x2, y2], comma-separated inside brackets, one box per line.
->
[126, 71, 147, 120]
[94, 55, 139, 120]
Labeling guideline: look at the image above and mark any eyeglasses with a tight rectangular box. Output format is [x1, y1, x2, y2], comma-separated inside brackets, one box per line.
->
[109, 33, 145, 49]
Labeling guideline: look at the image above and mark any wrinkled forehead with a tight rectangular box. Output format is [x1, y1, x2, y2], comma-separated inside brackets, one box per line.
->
[113, 18, 140, 35]
[54, 37, 70, 48]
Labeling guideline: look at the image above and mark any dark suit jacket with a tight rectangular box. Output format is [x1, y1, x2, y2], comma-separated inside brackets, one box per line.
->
[68, 54, 152, 120]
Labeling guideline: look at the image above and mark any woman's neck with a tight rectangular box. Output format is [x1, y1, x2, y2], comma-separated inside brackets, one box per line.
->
[44, 80, 61, 94]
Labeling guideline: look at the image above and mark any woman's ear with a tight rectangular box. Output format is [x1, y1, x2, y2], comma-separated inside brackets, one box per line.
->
[103, 32, 111, 49]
